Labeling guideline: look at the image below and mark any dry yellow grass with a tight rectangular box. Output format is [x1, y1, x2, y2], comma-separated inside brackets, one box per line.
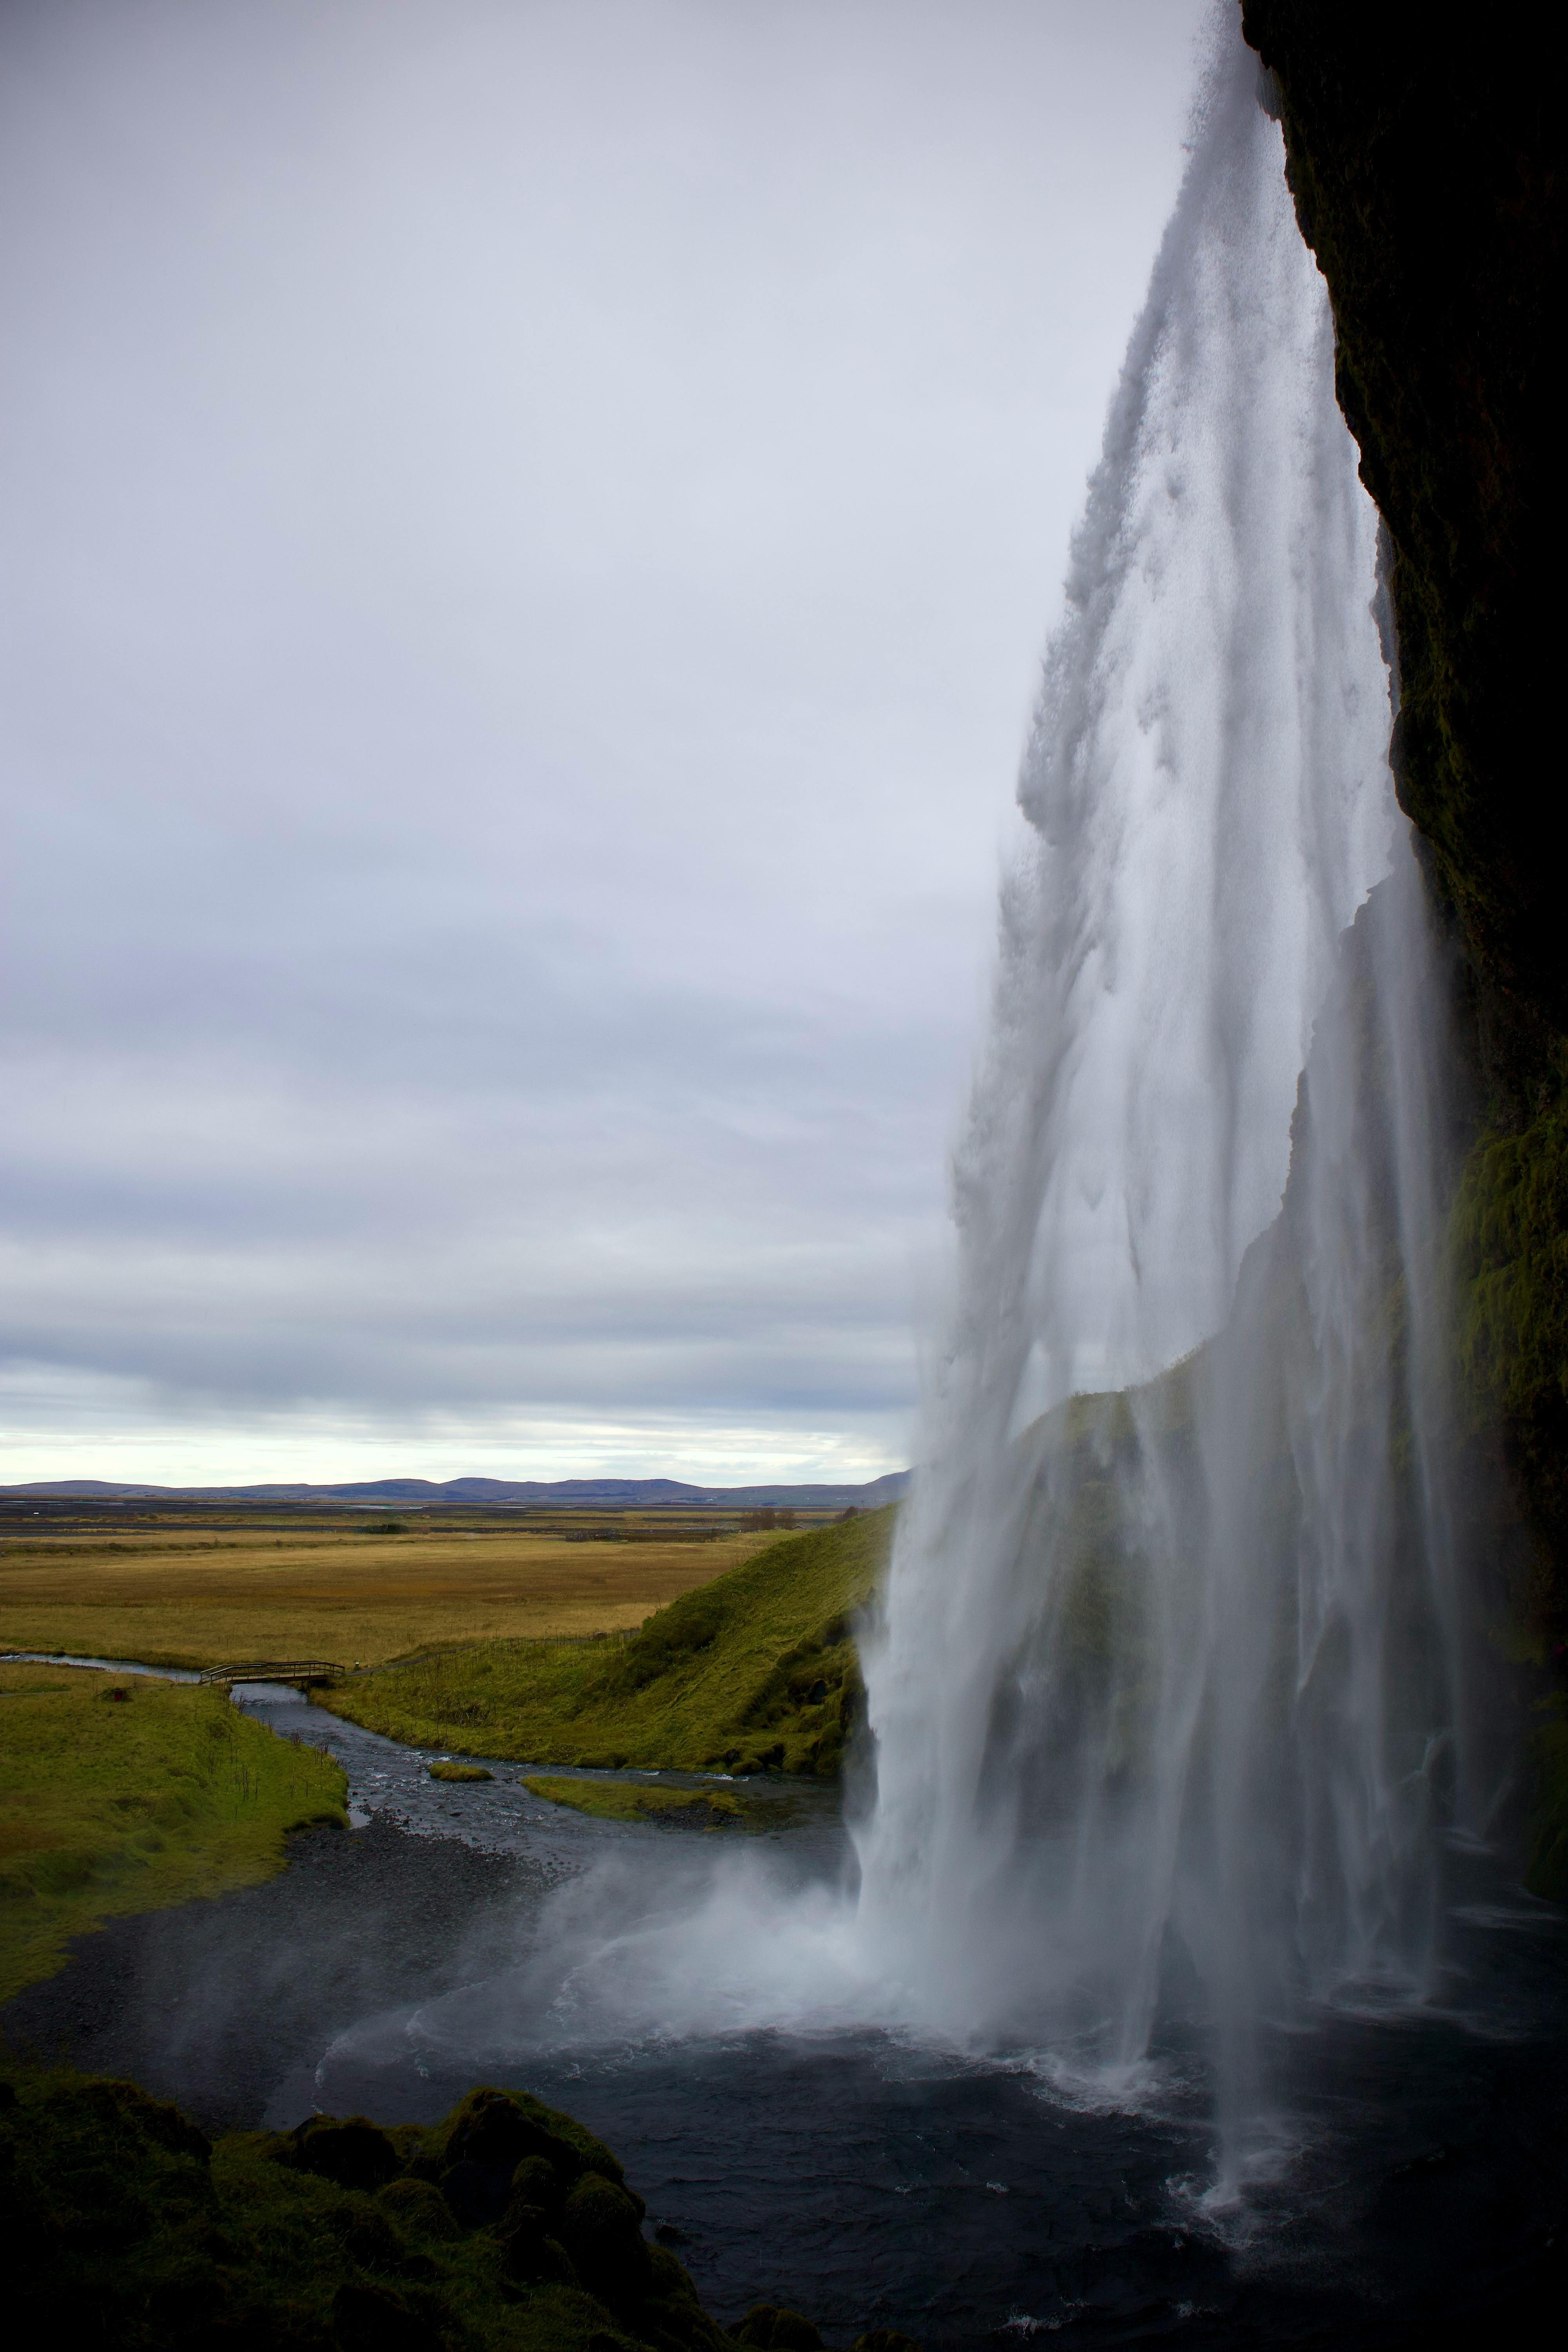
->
[0, 1526, 786, 1670]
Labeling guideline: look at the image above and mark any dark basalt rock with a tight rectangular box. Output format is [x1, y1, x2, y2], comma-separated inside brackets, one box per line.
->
[1241, 0, 1568, 1890]
[559, 2168, 655, 2314]
[1241, 1, 1564, 1027]
[731, 2306, 826, 2349]
[287, 2113, 401, 2192]
[331, 2279, 435, 2352]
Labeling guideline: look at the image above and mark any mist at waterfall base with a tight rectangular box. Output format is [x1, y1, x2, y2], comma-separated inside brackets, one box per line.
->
[284, 24, 1565, 2346]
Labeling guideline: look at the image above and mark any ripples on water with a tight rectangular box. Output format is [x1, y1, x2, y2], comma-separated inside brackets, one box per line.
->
[228, 1683, 1565, 2350]
[14, 1655, 1560, 2339]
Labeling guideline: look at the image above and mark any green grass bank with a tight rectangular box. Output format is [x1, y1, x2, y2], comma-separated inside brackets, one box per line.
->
[521, 1776, 789, 1831]
[320, 1509, 893, 1777]
[0, 1662, 346, 2002]
[2, 2067, 911, 2351]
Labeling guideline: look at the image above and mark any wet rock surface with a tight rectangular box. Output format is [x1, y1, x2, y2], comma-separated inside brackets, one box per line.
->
[0, 1811, 547, 2131]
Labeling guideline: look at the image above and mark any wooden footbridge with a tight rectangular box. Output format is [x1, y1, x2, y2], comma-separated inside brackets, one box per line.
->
[198, 1660, 345, 1690]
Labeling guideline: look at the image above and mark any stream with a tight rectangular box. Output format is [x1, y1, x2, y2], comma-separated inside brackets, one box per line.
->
[11, 1653, 1566, 2346]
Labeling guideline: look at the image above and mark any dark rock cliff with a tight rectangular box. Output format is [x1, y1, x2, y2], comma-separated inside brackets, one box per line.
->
[1241, 0, 1562, 1026]
[1241, 0, 1567, 1878]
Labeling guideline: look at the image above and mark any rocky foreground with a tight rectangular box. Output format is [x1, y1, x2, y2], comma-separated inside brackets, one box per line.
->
[1, 2068, 918, 2352]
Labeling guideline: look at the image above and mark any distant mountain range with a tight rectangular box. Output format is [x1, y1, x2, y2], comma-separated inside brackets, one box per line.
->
[0, 1471, 910, 1509]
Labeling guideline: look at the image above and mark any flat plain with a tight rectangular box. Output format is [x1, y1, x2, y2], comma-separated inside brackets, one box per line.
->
[0, 1515, 791, 1670]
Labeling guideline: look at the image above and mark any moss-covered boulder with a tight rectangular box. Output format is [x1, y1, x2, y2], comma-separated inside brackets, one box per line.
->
[282, 2112, 403, 2192]
[732, 2308, 825, 2349]
[425, 2082, 623, 2186]
[558, 2170, 653, 2316]
[377, 2175, 460, 2241]
[2, 2065, 904, 2350]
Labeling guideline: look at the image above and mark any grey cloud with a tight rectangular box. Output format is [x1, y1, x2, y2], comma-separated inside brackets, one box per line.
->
[1, 0, 1207, 1479]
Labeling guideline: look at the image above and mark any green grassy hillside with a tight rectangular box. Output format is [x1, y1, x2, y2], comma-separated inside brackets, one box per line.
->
[320, 1508, 893, 1776]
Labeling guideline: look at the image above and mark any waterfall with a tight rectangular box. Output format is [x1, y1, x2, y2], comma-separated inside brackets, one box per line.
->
[855, 19, 1464, 2157]
[428, 17, 1480, 2226]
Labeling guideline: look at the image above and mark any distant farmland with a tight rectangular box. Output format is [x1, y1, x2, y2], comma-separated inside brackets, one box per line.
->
[0, 1501, 829, 1670]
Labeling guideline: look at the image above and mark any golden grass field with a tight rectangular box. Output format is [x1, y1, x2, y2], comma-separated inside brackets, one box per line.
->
[0, 1523, 789, 1671]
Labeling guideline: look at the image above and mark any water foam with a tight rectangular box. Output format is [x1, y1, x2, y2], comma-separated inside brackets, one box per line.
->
[444, 13, 1474, 2205]
[852, 15, 1470, 2177]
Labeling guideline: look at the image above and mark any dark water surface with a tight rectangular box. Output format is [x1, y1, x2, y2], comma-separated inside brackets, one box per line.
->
[9, 1669, 1565, 2346]
[258, 1688, 1568, 2347]
[306, 1929, 1568, 2349]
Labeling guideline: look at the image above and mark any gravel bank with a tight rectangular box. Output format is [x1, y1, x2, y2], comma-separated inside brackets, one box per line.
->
[1, 1813, 548, 2130]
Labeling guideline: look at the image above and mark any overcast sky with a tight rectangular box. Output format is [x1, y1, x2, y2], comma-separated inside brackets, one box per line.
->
[2, 0, 1210, 1486]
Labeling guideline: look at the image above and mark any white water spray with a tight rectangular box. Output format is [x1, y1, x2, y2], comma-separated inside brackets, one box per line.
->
[852, 20, 1465, 2150]
[436, 18, 1471, 2195]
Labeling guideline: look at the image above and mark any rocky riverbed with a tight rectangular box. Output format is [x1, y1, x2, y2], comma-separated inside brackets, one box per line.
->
[1, 1811, 550, 2131]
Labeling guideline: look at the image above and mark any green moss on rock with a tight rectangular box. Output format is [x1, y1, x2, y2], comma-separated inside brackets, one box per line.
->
[732, 2307, 825, 2349]
[2, 2066, 906, 2350]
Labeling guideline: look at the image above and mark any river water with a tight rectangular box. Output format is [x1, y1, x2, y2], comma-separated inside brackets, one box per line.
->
[248, 1683, 1568, 2347]
[9, 1653, 1563, 2343]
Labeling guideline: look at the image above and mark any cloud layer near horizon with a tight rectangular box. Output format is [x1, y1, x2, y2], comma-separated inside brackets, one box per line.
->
[1, 0, 1207, 1484]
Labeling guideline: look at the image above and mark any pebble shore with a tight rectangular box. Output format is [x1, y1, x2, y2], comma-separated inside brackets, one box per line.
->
[1, 1813, 546, 2129]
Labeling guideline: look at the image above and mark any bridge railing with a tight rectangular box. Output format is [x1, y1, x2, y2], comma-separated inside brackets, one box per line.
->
[199, 1629, 639, 1689]
[198, 1661, 346, 1686]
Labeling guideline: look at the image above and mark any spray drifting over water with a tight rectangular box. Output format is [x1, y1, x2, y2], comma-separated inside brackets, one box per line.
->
[854, 22, 1464, 2148]
[434, 22, 1470, 2187]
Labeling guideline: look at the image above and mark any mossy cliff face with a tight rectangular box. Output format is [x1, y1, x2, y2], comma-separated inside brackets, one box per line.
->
[1241, 1, 1567, 1882]
[1241, 2, 1562, 1024]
